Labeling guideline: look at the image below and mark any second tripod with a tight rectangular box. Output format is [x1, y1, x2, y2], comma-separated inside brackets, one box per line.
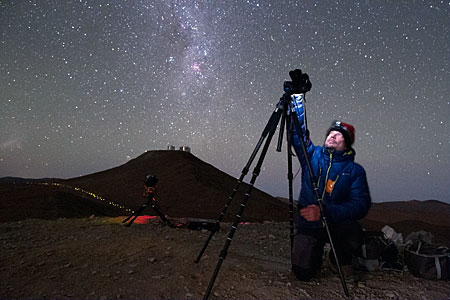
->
[122, 174, 175, 228]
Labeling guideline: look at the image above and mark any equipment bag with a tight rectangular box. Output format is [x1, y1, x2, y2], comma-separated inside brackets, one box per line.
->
[361, 233, 389, 259]
[405, 241, 450, 280]
[357, 231, 389, 271]
[357, 230, 404, 272]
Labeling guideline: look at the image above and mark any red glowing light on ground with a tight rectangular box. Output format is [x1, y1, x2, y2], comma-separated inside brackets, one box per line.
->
[133, 215, 157, 224]
[240, 222, 251, 225]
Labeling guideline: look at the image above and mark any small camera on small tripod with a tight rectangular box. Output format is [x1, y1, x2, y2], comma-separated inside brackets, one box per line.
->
[122, 173, 174, 227]
[144, 174, 158, 188]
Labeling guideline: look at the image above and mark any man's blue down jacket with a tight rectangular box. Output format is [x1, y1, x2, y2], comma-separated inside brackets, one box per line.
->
[291, 130, 371, 229]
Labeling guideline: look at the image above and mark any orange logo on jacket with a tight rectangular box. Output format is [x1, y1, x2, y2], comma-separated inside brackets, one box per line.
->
[326, 179, 336, 194]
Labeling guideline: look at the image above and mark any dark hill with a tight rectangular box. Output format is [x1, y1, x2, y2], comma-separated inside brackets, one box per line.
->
[363, 200, 450, 227]
[62, 150, 289, 222]
[0, 177, 62, 184]
[278, 197, 450, 246]
[360, 200, 450, 246]
[0, 183, 125, 222]
[1, 151, 449, 246]
[0, 151, 289, 223]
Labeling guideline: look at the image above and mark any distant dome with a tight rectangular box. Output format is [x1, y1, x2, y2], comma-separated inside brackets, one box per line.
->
[179, 146, 191, 153]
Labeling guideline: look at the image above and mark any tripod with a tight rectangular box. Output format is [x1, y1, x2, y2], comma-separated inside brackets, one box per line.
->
[122, 186, 175, 228]
[197, 75, 350, 299]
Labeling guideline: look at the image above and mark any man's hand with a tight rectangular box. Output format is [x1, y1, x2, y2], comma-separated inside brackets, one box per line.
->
[291, 94, 306, 134]
[291, 94, 304, 121]
[300, 204, 321, 222]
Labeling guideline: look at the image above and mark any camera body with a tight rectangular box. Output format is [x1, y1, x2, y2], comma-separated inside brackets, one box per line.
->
[145, 174, 158, 188]
[284, 81, 304, 95]
[284, 69, 312, 95]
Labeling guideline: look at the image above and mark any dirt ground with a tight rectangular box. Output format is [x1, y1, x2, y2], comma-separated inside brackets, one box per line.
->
[1, 217, 449, 300]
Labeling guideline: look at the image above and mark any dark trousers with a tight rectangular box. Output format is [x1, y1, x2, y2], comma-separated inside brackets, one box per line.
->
[291, 221, 364, 281]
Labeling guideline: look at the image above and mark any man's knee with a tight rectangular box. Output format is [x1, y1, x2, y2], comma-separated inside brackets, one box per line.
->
[291, 230, 324, 281]
[292, 264, 315, 281]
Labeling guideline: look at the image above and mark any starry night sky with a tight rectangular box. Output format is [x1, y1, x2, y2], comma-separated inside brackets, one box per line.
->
[1, 1, 449, 204]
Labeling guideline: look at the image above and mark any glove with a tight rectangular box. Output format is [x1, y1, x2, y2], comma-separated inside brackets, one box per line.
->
[291, 93, 306, 134]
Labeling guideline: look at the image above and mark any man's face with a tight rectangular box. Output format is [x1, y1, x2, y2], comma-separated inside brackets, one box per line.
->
[325, 130, 346, 151]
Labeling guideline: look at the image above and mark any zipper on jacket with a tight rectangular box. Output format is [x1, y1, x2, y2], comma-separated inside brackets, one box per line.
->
[318, 152, 333, 228]
[317, 168, 322, 187]
[320, 152, 333, 202]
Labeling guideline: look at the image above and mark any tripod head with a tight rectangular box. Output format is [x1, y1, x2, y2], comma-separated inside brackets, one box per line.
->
[276, 69, 311, 151]
[145, 174, 158, 188]
[283, 69, 312, 95]
[144, 174, 158, 197]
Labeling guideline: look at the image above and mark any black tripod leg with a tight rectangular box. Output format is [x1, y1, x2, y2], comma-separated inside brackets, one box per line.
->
[123, 211, 139, 226]
[203, 107, 282, 300]
[125, 215, 139, 227]
[151, 201, 175, 228]
[122, 214, 133, 224]
[123, 201, 150, 227]
[276, 106, 295, 251]
[290, 109, 349, 297]
[285, 111, 295, 251]
[195, 106, 284, 263]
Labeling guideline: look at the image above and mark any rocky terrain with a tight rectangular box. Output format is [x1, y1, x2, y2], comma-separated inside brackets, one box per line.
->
[1, 217, 450, 300]
[1, 150, 450, 299]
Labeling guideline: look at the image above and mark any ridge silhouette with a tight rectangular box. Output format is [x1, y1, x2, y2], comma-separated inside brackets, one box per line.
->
[0, 150, 449, 246]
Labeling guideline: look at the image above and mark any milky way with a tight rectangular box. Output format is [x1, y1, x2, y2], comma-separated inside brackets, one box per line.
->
[1, 1, 449, 203]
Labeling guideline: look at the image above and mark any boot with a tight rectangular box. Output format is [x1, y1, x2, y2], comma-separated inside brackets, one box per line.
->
[330, 264, 359, 284]
[342, 265, 359, 284]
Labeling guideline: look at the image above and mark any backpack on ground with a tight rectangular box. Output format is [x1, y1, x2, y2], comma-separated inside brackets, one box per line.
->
[357, 231, 389, 271]
[357, 229, 403, 272]
[405, 241, 450, 280]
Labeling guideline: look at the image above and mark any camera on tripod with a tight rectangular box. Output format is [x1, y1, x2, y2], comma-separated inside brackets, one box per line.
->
[122, 173, 176, 227]
[283, 69, 312, 95]
[283, 81, 303, 95]
[144, 174, 158, 188]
